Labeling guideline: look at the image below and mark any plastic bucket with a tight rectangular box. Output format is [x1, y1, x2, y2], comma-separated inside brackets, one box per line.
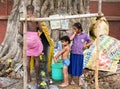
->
[51, 63, 63, 81]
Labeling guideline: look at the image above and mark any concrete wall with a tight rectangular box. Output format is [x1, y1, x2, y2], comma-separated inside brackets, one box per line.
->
[90, 1, 120, 40]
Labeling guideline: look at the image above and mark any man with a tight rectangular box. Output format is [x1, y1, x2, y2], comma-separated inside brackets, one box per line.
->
[20, 5, 43, 84]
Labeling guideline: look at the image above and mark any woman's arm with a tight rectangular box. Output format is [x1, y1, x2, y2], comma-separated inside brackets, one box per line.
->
[84, 41, 93, 49]
[70, 30, 76, 40]
[84, 33, 93, 49]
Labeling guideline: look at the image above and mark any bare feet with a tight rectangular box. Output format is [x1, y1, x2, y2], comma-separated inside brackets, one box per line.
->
[27, 77, 31, 83]
[79, 80, 83, 86]
[59, 83, 69, 87]
[70, 80, 75, 85]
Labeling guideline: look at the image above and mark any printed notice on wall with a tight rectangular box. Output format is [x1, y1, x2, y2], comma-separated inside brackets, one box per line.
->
[49, 14, 69, 30]
[49, 14, 61, 29]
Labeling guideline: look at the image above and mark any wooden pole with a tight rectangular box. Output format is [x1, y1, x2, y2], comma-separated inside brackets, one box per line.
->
[98, 0, 102, 13]
[20, 4, 100, 89]
[22, 1, 28, 89]
[23, 18, 28, 89]
[20, 13, 99, 21]
[95, 0, 102, 89]
[95, 35, 100, 89]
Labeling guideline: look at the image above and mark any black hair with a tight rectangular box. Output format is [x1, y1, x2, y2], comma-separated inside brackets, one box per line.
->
[27, 5, 34, 11]
[60, 36, 70, 44]
[73, 22, 83, 31]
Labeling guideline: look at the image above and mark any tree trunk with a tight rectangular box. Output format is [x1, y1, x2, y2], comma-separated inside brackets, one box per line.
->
[0, 0, 21, 62]
[0, 0, 90, 76]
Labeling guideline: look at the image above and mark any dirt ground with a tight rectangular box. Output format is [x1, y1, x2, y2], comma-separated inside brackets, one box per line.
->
[1, 71, 120, 89]
[1, 78, 84, 89]
[1, 64, 120, 89]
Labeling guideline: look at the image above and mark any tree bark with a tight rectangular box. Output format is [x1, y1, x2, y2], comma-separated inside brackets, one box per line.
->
[41, 0, 49, 17]
[0, 0, 21, 61]
[0, 0, 90, 76]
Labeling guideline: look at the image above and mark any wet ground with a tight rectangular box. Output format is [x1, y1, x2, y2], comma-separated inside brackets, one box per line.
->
[1, 73, 120, 89]
[1, 67, 120, 89]
[1, 77, 84, 89]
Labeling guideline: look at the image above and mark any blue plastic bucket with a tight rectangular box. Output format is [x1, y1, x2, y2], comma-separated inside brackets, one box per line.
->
[51, 63, 63, 81]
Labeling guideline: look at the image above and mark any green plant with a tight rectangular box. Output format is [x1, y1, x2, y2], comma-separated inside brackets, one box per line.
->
[40, 71, 46, 77]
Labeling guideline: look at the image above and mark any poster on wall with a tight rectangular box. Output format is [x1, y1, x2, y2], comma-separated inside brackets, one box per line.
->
[49, 14, 61, 29]
[49, 14, 69, 30]
[84, 35, 120, 72]
[60, 14, 69, 30]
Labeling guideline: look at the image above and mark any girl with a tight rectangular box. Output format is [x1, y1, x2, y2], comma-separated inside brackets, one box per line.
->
[68, 22, 92, 86]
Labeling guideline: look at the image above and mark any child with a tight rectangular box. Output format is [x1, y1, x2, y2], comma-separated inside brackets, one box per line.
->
[68, 22, 92, 86]
[54, 36, 70, 87]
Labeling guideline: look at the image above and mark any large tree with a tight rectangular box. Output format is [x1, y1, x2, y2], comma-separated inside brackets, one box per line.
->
[0, 0, 90, 74]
